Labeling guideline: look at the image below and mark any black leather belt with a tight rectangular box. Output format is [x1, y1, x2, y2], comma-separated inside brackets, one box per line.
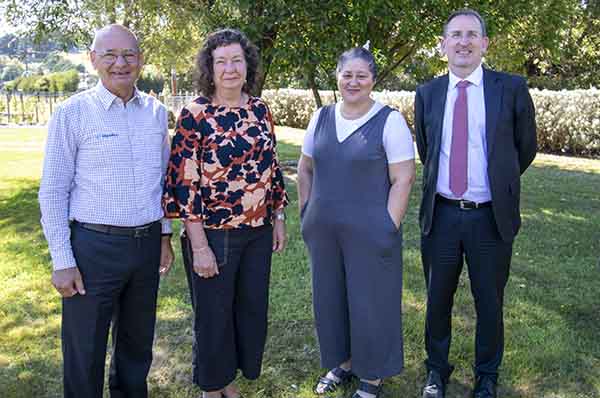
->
[72, 220, 159, 237]
[436, 195, 492, 210]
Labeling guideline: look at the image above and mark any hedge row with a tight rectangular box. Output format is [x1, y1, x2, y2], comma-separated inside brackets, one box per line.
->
[262, 88, 600, 157]
[3, 69, 80, 93]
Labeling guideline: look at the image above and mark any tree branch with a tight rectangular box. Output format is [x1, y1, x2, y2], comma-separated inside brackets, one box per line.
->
[374, 43, 416, 89]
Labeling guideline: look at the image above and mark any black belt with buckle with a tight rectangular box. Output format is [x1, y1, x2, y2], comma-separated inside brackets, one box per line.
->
[72, 220, 159, 237]
[436, 195, 492, 210]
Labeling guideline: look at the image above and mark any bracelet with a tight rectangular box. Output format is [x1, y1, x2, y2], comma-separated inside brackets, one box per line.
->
[161, 233, 173, 237]
[274, 212, 286, 221]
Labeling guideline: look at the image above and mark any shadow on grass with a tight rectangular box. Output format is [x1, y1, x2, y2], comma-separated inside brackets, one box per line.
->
[0, 179, 63, 398]
[0, 357, 62, 398]
[1, 145, 599, 397]
[0, 178, 43, 235]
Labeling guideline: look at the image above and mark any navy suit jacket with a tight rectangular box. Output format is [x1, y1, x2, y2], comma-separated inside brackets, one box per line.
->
[414, 68, 537, 242]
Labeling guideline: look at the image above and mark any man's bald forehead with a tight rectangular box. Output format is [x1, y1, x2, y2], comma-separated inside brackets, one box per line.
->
[91, 24, 139, 51]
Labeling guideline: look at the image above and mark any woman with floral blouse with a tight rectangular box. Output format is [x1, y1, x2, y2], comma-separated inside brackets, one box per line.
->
[163, 29, 288, 398]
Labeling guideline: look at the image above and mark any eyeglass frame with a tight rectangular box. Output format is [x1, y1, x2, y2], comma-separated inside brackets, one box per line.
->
[92, 48, 141, 65]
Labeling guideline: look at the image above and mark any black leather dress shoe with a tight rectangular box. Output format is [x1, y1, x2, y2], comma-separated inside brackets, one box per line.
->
[472, 375, 497, 398]
[422, 370, 446, 398]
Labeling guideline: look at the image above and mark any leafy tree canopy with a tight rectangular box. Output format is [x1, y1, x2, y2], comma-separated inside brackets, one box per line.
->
[3, 0, 598, 102]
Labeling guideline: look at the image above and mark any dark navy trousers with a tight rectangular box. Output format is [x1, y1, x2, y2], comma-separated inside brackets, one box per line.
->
[63, 222, 161, 398]
[181, 224, 273, 392]
[421, 198, 512, 381]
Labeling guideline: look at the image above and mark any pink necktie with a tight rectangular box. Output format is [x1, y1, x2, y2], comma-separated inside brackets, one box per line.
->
[449, 80, 470, 197]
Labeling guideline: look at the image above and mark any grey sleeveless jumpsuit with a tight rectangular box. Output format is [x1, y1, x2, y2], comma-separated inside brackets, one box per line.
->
[301, 104, 404, 379]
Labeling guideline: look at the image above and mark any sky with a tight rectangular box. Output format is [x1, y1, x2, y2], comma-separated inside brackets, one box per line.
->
[0, 9, 18, 36]
[1, 15, 12, 35]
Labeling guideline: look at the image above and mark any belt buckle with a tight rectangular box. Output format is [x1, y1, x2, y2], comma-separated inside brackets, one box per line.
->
[459, 200, 470, 210]
[133, 225, 150, 238]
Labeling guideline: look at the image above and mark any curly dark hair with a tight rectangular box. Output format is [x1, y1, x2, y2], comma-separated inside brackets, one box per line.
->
[195, 28, 260, 98]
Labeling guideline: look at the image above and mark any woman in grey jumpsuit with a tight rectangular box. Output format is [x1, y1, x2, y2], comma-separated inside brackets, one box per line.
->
[297, 47, 416, 398]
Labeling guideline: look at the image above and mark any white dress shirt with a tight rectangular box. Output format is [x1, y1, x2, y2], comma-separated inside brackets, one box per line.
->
[39, 82, 172, 271]
[437, 64, 491, 202]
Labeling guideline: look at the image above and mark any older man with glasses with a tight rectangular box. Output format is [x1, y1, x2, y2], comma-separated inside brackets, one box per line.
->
[39, 24, 174, 398]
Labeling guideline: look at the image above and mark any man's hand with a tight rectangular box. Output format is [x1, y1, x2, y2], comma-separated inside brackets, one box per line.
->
[192, 246, 219, 278]
[52, 267, 85, 297]
[272, 219, 287, 253]
[159, 236, 175, 276]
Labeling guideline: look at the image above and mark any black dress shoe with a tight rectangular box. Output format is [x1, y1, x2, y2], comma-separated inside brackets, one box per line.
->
[422, 370, 446, 398]
[472, 375, 497, 398]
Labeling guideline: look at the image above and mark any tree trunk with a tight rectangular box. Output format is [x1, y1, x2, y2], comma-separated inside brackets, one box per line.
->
[306, 66, 322, 108]
[254, 27, 277, 96]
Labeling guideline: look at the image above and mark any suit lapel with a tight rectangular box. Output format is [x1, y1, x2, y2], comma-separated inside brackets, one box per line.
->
[483, 68, 502, 158]
[432, 75, 449, 159]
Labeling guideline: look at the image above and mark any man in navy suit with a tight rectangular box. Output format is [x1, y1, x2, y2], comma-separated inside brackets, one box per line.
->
[415, 9, 537, 398]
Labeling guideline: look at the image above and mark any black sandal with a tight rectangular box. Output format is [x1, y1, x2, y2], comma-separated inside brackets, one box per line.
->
[351, 380, 383, 398]
[313, 367, 353, 394]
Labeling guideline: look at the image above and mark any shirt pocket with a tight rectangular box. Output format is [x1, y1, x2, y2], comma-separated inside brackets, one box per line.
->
[138, 128, 165, 170]
[78, 132, 130, 170]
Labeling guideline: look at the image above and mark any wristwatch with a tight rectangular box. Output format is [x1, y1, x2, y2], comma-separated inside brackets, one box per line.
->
[274, 212, 286, 221]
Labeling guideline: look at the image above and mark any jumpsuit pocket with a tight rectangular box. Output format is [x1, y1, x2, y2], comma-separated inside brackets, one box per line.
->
[300, 199, 310, 219]
[383, 207, 401, 233]
[379, 231, 402, 267]
[379, 207, 402, 266]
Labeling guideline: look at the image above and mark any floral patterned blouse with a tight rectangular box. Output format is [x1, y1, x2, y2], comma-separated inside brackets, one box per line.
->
[163, 96, 288, 229]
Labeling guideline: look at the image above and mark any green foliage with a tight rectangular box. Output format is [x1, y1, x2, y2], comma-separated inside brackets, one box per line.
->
[3, 69, 79, 93]
[0, 56, 25, 83]
[137, 64, 165, 94]
[0, 63, 23, 82]
[485, 0, 600, 89]
[258, 87, 600, 157]
[41, 51, 84, 73]
[1, 0, 598, 97]
[52, 69, 79, 92]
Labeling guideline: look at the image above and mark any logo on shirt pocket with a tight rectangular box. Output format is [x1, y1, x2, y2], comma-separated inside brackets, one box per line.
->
[97, 133, 119, 139]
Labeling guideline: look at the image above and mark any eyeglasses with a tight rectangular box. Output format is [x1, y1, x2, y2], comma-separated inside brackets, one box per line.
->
[447, 31, 483, 40]
[94, 50, 140, 65]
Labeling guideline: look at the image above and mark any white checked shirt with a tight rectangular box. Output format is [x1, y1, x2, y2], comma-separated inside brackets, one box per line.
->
[39, 82, 172, 271]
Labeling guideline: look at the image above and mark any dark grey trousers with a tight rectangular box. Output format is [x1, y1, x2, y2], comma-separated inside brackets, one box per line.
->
[302, 201, 404, 380]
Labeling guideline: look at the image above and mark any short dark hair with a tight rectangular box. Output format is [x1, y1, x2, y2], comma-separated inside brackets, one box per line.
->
[336, 47, 377, 80]
[443, 8, 487, 37]
[194, 28, 260, 97]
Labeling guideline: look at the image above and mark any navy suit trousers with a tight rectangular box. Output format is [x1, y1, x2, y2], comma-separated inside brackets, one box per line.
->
[421, 198, 512, 381]
[62, 222, 161, 398]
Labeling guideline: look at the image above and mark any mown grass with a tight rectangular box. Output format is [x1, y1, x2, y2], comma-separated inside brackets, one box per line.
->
[0, 126, 598, 398]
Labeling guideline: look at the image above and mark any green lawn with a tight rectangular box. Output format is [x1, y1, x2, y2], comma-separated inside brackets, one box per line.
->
[1, 126, 599, 398]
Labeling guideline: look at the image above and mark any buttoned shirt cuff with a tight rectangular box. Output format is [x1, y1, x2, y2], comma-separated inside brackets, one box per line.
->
[161, 218, 172, 234]
[50, 249, 78, 271]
